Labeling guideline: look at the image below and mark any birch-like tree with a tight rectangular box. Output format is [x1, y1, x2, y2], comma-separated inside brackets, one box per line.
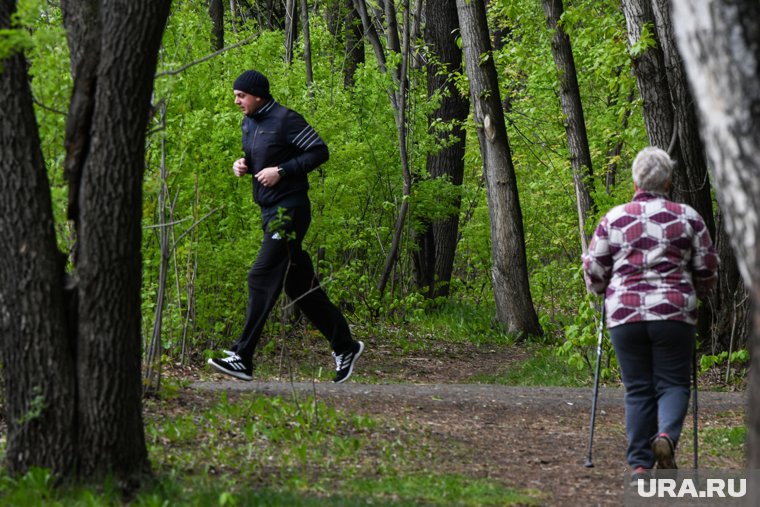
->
[672, 1, 760, 494]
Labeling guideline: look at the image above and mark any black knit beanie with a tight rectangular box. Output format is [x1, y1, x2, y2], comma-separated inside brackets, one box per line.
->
[233, 70, 271, 99]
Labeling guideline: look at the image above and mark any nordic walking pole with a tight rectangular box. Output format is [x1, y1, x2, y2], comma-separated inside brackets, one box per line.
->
[584, 300, 605, 468]
[692, 342, 699, 469]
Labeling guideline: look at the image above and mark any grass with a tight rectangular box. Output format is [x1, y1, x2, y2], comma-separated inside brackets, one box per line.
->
[469, 345, 590, 387]
[0, 391, 540, 507]
[701, 419, 747, 464]
[405, 300, 516, 347]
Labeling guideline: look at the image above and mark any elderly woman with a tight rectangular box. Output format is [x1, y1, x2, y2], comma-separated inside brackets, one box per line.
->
[583, 147, 718, 477]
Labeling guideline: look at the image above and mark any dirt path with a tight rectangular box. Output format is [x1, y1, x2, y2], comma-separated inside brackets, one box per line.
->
[192, 379, 746, 506]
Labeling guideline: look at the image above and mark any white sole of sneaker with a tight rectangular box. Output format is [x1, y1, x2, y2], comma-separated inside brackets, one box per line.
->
[207, 357, 252, 381]
[334, 341, 364, 384]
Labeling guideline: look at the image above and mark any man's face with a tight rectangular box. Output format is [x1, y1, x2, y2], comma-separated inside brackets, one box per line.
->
[234, 90, 264, 116]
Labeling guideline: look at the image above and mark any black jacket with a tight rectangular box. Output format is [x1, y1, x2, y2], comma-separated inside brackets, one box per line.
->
[241, 99, 329, 208]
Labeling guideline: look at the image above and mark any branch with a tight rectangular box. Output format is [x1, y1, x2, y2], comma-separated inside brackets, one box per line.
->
[155, 34, 257, 78]
[32, 96, 68, 116]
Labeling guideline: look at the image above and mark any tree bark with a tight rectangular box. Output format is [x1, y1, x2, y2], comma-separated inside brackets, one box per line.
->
[621, 0, 673, 149]
[209, 0, 225, 50]
[284, 0, 297, 65]
[72, 0, 172, 482]
[2, 0, 171, 486]
[343, 0, 364, 88]
[300, 0, 313, 89]
[376, 0, 412, 295]
[414, 0, 468, 298]
[455, 0, 541, 337]
[542, 0, 595, 252]
[650, 0, 748, 354]
[671, 0, 760, 485]
[0, 0, 78, 477]
[60, 0, 100, 228]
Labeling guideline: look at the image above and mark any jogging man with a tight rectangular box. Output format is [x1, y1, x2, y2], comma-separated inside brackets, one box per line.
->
[207, 70, 364, 383]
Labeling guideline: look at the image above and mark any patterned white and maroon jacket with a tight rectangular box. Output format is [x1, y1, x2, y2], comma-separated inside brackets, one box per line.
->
[583, 191, 719, 329]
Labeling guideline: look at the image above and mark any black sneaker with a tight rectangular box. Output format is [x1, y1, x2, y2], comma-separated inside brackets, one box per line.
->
[207, 354, 253, 381]
[652, 433, 677, 469]
[332, 341, 364, 383]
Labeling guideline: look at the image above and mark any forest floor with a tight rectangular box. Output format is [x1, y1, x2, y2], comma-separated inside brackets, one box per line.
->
[187, 338, 748, 506]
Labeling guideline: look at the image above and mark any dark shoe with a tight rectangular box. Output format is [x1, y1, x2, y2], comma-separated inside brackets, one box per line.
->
[652, 433, 677, 469]
[332, 341, 364, 383]
[629, 466, 651, 488]
[207, 354, 253, 381]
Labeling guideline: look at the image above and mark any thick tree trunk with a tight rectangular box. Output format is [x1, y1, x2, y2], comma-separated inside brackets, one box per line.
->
[542, 0, 595, 252]
[73, 0, 172, 481]
[414, 0, 468, 298]
[621, 0, 673, 149]
[455, 0, 541, 337]
[1, 0, 170, 486]
[0, 1, 78, 477]
[650, 0, 748, 354]
[60, 0, 100, 228]
[671, 0, 760, 487]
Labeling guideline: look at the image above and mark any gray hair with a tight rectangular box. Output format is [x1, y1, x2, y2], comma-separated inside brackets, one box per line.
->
[632, 146, 674, 192]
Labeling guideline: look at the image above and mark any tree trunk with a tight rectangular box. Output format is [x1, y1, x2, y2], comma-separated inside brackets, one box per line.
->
[0, 1, 78, 477]
[352, 0, 389, 75]
[671, 0, 760, 487]
[343, 0, 364, 88]
[72, 0, 172, 482]
[650, 0, 748, 354]
[300, 0, 313, 89]
[621, 0, 673, 149]
[414, 0, 468, 298]
[209, 0, 225, 50]
[1, 0, 171, 487]
[376, 0, 412, 295]
[284, 0, 297, 65]
[455, 0, 541, 337]
[542, 0, 595, 252]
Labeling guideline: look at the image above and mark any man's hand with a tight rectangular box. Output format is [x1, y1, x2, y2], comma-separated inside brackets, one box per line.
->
[255, 166, 282, 187]
[233, 158, 248, 177]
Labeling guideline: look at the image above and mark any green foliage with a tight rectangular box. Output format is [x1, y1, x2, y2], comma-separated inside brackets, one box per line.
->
[472, 345, 589, 387]
[0, 0, 52, 62]
[20, 0, 654, 370]
[699, 348, 749, 387]
[702, 425, 746, 462]
[557, 287, 618, 380]
[406, 299, 513, 346]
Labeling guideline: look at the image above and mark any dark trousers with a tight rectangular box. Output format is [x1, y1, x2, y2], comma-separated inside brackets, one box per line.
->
[232, 204, 353, 363]
[610, 320, 694, 469]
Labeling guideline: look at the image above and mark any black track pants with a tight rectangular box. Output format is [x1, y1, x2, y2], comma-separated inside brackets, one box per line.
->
[232, 204, 353, 362]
